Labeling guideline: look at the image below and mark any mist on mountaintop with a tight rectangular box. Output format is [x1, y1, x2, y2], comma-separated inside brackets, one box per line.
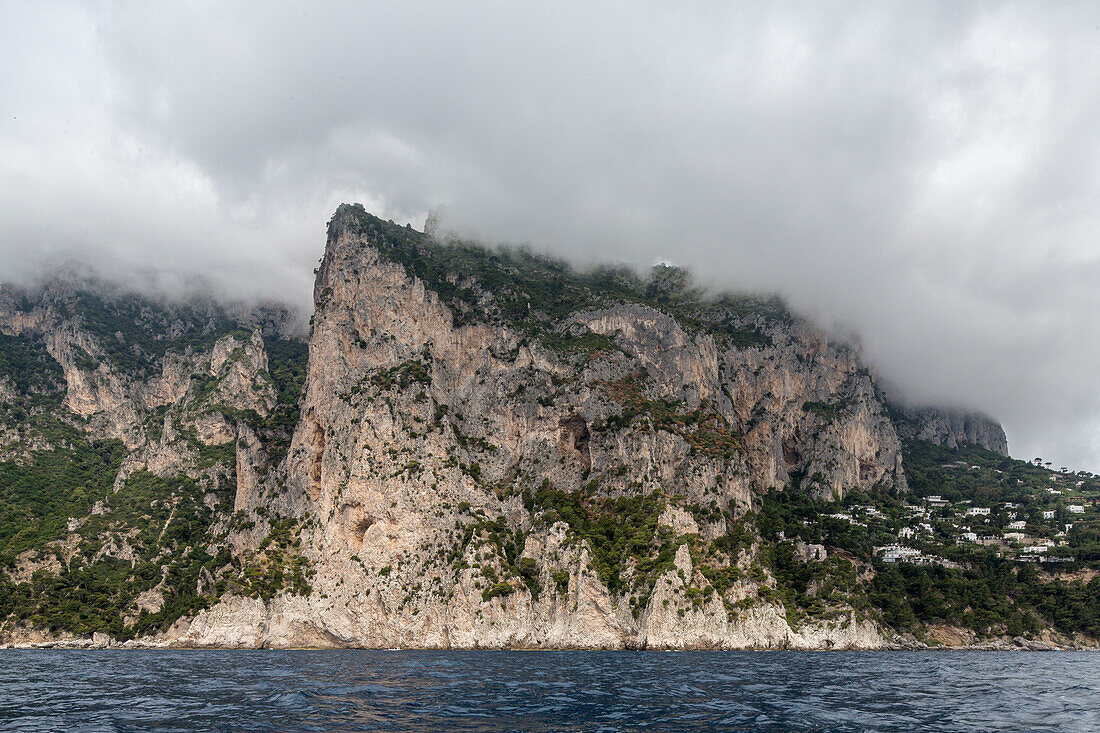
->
[2, 2, 1099, 470]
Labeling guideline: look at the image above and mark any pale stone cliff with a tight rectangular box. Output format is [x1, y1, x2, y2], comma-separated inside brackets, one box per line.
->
[169, 205, 910, 648]
[6, 205, 1054, 651]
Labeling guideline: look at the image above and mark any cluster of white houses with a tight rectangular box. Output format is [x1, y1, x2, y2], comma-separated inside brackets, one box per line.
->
[876, 493, 1097, 564]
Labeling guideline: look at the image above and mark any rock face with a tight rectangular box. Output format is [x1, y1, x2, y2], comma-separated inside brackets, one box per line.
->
[0, 278, 312, 646]
[1, 204, 1024, 650]
[891, 405, 1009, 456]
[171, 204, 911, 648]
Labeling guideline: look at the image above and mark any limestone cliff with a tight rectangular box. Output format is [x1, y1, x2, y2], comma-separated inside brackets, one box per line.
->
[171, 204, 910, 648]
[14, 205, 1078, 651]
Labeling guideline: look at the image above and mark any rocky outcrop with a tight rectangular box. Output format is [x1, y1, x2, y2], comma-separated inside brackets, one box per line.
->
[0, 206, 1032, 650]
[891, 404, 1009, 455]
[0, 277, 307, 640]
[195, 203, 908, 648]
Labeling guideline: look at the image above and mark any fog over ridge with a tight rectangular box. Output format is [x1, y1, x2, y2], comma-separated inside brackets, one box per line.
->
[2, 2, 1098, 471]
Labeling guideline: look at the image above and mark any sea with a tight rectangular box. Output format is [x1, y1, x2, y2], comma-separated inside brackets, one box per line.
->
[1, 650, 1097, 732]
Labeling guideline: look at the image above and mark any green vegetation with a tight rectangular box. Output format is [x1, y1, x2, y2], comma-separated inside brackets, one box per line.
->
[435, 429, 1098, 639]
[2, 232, 1097, 647]
[267, 338, 309, 407]
[596, 372, 741, 459]
[904, 439, 1100, 504]
[751, 439, 1100, 638]
[62, 291, 236, 377]
[193, 336, 309, 467]
[0, 440, 126, 564]
[0, 470, 221, 638]
[802, 400, 844, 422]
[343, 206, 790, 353]
[0, 286, 313, 641]
[0, 333, 66, 404]
[0, 467, 312, 638]
[525, 482, 682, 613]
[233, 517, 313, 601]
[372, 359, 432, 390]
[448, 514, 534, 601]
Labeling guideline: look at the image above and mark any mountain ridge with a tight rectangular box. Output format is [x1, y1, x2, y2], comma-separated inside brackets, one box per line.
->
[1, 204, 1096, 649]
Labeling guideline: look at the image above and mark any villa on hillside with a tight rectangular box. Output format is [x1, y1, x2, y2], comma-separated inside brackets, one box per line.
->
[875, 545, 960, 569]
[877, 545, 922, 563]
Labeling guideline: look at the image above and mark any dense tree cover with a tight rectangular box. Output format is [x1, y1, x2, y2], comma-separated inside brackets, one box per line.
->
[266, 338, 309, 407]
[0, 334, 65, 401]
[61, 291, 237, 377]
[903, 439, 1100, 503]
[0, 471, 220, 638]
[868, 558, 1100, 639]
[0, 468, 313, 638]
[0, 440, 126, 565]
[903, 440, 1100, 557]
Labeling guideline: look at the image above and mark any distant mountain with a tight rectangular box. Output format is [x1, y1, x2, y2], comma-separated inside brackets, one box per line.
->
[1, 205, 1096, 649]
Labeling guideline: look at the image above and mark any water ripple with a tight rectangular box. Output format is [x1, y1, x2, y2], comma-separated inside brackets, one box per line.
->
[0, 650, 1098, 732]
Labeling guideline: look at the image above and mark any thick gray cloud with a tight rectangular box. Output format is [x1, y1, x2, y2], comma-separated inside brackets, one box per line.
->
[2, 2, 1099, 470]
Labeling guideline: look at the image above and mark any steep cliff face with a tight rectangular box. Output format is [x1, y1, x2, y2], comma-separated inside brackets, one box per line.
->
[891, 404, 1009, 456]
[164, 204, 906, 648]
[14, 206, 1073, 651]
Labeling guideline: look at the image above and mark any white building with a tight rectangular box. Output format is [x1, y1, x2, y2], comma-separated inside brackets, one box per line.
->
[898, 527, 915, 539]
[1041, 510, 1055, 520]
[877, 545, 922, 563]
[925, 496, 949, 507]
[959, 531, 978, 543]
[1004, 532, 1027, 542]
[1068, 505, 1085, 514]
[966, 507, 991, 517]
[1007, 520, 1027, 531]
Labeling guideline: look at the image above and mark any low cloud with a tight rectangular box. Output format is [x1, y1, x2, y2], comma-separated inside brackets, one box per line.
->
[3, 2, 1099, 469]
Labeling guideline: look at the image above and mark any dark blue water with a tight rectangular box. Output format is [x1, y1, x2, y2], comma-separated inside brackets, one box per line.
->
[1, 650, 1097, 732]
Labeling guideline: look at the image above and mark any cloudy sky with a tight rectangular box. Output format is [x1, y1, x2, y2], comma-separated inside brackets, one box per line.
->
[3, 2, 1099, 470]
